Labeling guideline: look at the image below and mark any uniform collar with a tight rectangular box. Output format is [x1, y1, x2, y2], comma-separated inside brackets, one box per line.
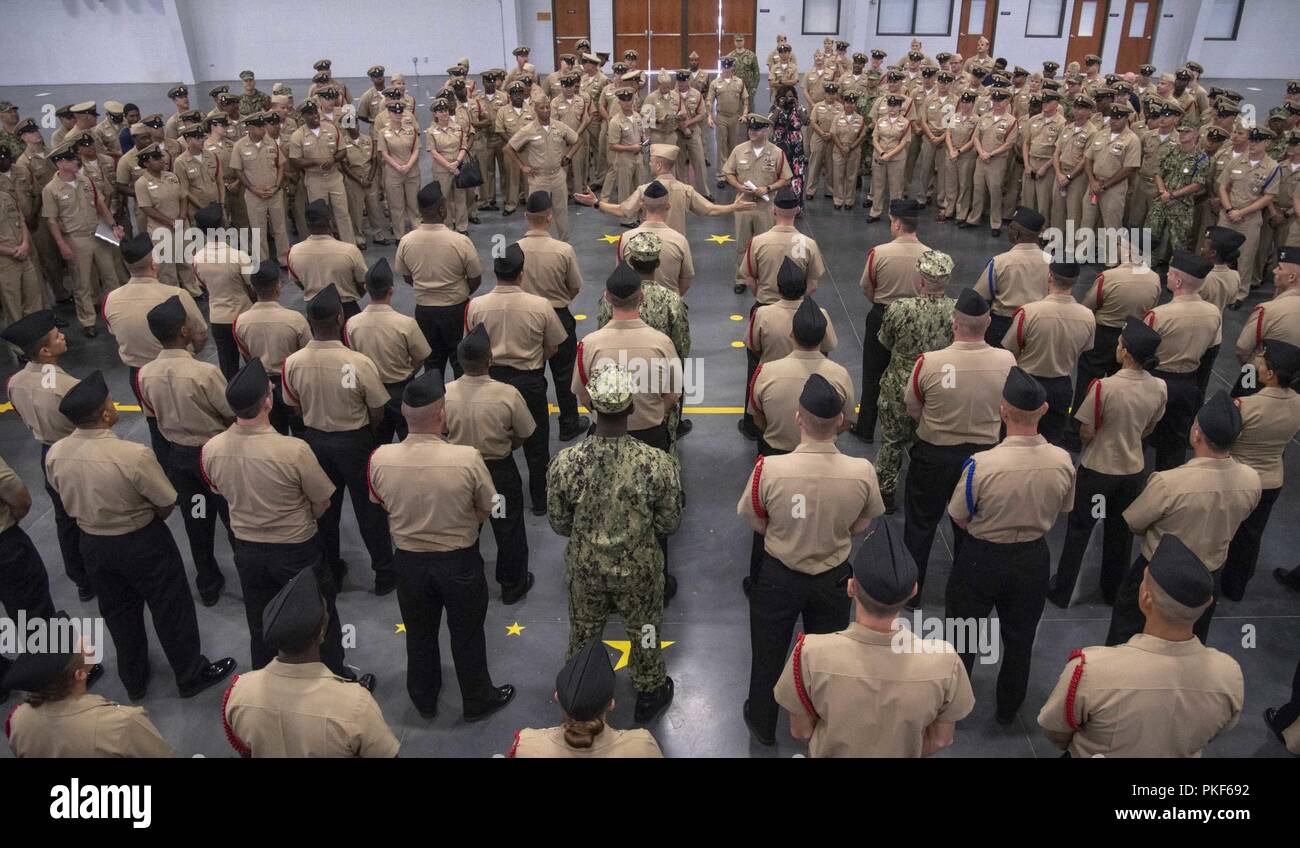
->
[71, 428, 119, 441]
[777, 298, 802, 310]
[522, 228, 551, 238]
[155, 348, 193, 360]
[402, 432, 448, 444]
[454, 374, 493, 385]
[1010, 243, 1040, 252]
[491, 284, 522, 294]
[952, 340, 988, 350]
[249, 301, 285, 310]
[417, 223, 448, 231]
[33, 693, 115, 716]
[794, 441, 840, 455]
[266, 659, 339, 679]
[1000, 434, 1046, 447]
[1046, 292, 1075, 302]
[24, 361, 65, 375]
[232, 422, 277, 436]
[307, 339, 344, 349]
[1256, 386, 1294, 398]
[1125, 633, 1207, 656]
[790, 349, 823, 359]
[842, 621, 901, 646]
[124, 275, 163, 286]
[1184, 455, 1236, 469]
[770, 223, 798, 232]
[605, 318, 647, 330]
[1115, 367, 1148, 380]
[1276, 287, 1300, 300]
[1171, 293, 1202, 303]
[364, 303, 394, 313]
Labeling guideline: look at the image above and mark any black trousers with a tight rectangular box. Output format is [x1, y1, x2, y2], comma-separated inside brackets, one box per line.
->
[415, 302, 466, 380]
[232, 535, 346, 674]
[166, 443, 233, 599]
[1221, 486, 1281, 602]
[0, 525, 56, 685]
[483, 455, 528, 588]
[904, 439, 990, 597]
[945, 536, 1050, 715]
[267, 377, 303, 437]
[40, 442, 88, 591]
[303, 427, 394, 579]
[1033, 374, 1074, 448]
[741, 302, 761, 434]
[1196, 343, 1220, 400]
[377, 379, 412, 446]
[986, 312, 1013, 348]
[1150, 369, 1202, 471]
[342, 300, 362, 321]
[490, 365, 549, 509]
[1051, 466, 1142, 606]
[629, 423, 673, 573]
[747, 554, 851, 737]
[211, 323, 241, 380]
[1107, 554, 1220, 646]
[1274, 652, 1300, 731]
[394, 544, 493, 714]
[129, 365, 171, 465]
[749, 441, 791, 579]
[80, 519, 207, 695]
[549, 307, 581, 432]
[1068, 323, 1123, 441]
[853, 302, 888, 439]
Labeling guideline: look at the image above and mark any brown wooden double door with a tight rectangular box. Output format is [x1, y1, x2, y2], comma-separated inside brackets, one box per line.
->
[614, 0, 755, 72]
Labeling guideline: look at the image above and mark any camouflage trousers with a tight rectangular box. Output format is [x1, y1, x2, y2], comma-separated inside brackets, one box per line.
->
[875, 364, 916, 495]
[1146, 197, 1196, 266]
[566, 560, 666, 692]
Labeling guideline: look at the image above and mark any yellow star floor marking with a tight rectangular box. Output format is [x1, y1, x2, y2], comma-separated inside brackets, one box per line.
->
[729, 314, 744, 321]
[506, 622, 526, 636]
[706, 234, 734, 245]
[395, 623, 406, 634]
[730, 340, 745, 348]
[599, 234, 621, 244]
[603, 640, 676, 671]
[2, 401, 142, 414]
[573, 313, 587, 321]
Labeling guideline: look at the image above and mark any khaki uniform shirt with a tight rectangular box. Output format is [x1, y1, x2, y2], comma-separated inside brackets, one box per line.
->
[1056, 121, 1095, 175]
[574, 319, 680, 431]
[707, 76, 746, 118]
[743, 224, 826, 305]
[913, 341, 1017, 445]
[861, 239, 929, 306]
[738, 442, 883, 573]
[1083, 262, 1161, 328]
[1038, 634, 1243, 758]
[135, 170, 184, 225]
[137, 349, 233, 446]
[948, 435, 1075, 543]
[393, 223, 482, 307]
[200, 423, 335, 544]
[973, 111, 1017, 159]
[508, 121, 579, 175]
[1229, 387, 1300, 489]
[6, 695, 175, 758]
[0, 457, 22, 534]
[495, 105, 533, 146]
[229, 136, 281, 190]
[45, 429, 176, 536]
[774, 623, 975, 758]
[551, 94, 590, 134]
[1024, 110, 1066, 163]
[721, 140, 794, 213]
[282, 340, 387, 431]
[612, 172, 722, 236]
[1201, 265, 1239, 314]
[748, 298, 837, 363]
[465, 285, 567, 371]
[192, 243, 253, 325]
[749, 350, 856, 451]
[286, 234, 367, 302]
[1003, 293, 1096, 377]
[368, 433, 495, 552]
[40, 172, 100, 237]
[223, 661, 400, 758]
[287, 123, 346, 185]
[1145, 293, 1221, 373]
[1075, 369, 1168, 476]
[617, 221, 693, 294]
[517, 229, 581, 307]
[173, 149, 222, 208]
[872, 113, 913, 161]
[233, 301, 311, 370]
[511, 725, 663, 758]
[974, 243, 1051, 317]
[344, 304, 431, 384]
[6, 363, 78, 445]
[445, 374, 536, 461]
[1124, 457, 1262, 570]
[1237, 288, 1300, 356]
[77, 153, 117, 210]
[1085, 127, 1142, 181]
[103, 277, 206, 368]
[1217, 155, 1280, 214]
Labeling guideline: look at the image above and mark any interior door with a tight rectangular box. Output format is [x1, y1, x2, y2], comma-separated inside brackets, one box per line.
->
[687, 0, 721, 69]
[649, 3, 685, 72]
[1114, 0, 1159, 74]
[721, 0, 757, 64]
[1066, 0, 1111, 70]
[552, 0, 591, 69]
[957, 0, 999, 59]
[614, 0, 651, 68]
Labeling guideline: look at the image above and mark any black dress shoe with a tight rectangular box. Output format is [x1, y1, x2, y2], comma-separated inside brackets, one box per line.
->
[1229, 299, 1246, 311]
[558, 416, 590, 441]
[418, 704, 437, 719]
[737, 419, 758, 441]
[882, 490, 896, 515]
[372, 237, 392, 246]
[743, 700, 776, 746]
[464, 684, 515, 722]
[531, 503, 546, 516]
[634, 677, 674, 723]
[1046, 591, 1071, 610]
[374, 572, 397, 596]
[866, 216, 881, 223]
[862, 199, 871, 209]
[468, 215, 481, 225]
[127, 686, 147, 701]
[1264, 708, 1288, 746]
[501, 572, 534, 605]
[357, 673, 377, 693]
[502, 207, 516, 216]
[662, 573, 677, 606]
[199, 575, 225, 607]
[990, 228, 1001, 237]
[179, 657, 236, 698]
[77, 583, 96, 602]
[1274, 568, 1300, 591]
[619, 221, 635, 228]
[53, 315, 69, 328]
[956, 220, 971, 229]
[995, 710, 1016, 726]
[82, 326, 97, 338]
[733, 283, 747, 294]
[87, 664, 105, 689]
[330, 558, 349, 585]
[675, 418, 692, 437]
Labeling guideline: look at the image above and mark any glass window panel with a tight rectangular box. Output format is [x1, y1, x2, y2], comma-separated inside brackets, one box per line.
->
[1027, 0, 1064, 37]
[1077, 1, 1097, 38]
[1128, 2, 1149, 37]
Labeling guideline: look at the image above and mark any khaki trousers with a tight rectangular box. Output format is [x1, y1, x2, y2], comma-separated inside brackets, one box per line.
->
[734, 204, 774, 283]
[943, 149, 977, 220]
[382, 165, 421, 238]
[968, 153, 1008, 229]
[66, 233, 119, 328]
[245, 187, 290, 265]
[303, 171, 355, 245]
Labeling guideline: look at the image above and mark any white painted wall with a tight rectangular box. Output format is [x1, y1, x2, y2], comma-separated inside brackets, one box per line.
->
[1189, 0, 1296, 80]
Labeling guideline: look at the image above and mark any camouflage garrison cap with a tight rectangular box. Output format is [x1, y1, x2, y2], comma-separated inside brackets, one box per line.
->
[239, 70, 255, 81]
[272, 82, 292, 95]
[0, 100, 14, 112]
[917, 250, 954, 279]
[586, 362, 634, 414]
[626, 231, 662, 262]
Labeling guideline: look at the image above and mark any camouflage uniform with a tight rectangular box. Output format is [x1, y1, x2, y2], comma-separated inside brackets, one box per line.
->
[239, 90, 271, 117]
[856, 91, 879, 179]
[0, 128, 22, 159]
[729, 48, 760, 113]
[875, 294, 955, 495]
[1145, 145, 1209, 265]
[546, 435, 682, 691]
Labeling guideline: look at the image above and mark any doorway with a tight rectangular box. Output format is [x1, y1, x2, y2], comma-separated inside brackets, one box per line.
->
[614, 0, 756, 72]
[1114, 0, 1159, 74]
[957, 0, 999, 59]
[1065, 0, 1111, 69]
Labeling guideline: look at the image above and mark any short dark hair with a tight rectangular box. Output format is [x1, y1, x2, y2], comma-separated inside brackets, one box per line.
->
[627, 256, 659, 275]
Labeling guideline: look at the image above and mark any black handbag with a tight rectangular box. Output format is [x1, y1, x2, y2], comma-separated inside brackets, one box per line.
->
[454, 156, 484, 189]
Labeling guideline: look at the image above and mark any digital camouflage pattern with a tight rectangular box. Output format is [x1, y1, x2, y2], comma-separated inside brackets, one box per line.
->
[595, 282, 691, 359]
[546, 435, 683, 690]
[239, 90, 271, 117]
[875, 294, 955, 494]
[729, 47, 760, 111]
[1146, 145, 1209, 264]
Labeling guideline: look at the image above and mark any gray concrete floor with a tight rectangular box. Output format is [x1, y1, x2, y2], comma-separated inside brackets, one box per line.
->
[0, 78, 1296, 758]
